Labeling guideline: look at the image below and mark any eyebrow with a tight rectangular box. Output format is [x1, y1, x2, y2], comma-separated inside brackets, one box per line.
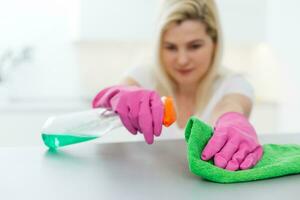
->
[187, 39, 204, 44]
[163, 39, 204, 45]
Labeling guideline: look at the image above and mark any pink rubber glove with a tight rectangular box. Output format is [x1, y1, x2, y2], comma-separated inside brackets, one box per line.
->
[201, 112, 263, 171]
[92, 85, 164, 144]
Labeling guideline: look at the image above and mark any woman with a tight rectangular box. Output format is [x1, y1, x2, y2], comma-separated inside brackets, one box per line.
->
[92, 0, 263, 171]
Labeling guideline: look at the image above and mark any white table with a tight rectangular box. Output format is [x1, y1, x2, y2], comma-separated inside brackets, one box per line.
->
[1, 134, 300, 200]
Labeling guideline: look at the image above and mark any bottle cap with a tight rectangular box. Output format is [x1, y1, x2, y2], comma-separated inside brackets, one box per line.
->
[162, 96, 177, 127]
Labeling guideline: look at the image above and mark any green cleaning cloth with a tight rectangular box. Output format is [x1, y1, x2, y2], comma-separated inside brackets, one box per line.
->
[185, 116, 300, 183]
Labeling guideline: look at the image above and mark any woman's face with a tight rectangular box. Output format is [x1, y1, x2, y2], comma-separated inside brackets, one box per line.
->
[161, 20, 215, 87]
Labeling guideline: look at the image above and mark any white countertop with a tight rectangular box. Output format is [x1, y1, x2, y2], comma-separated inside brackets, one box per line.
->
[1, 134, 300, 200]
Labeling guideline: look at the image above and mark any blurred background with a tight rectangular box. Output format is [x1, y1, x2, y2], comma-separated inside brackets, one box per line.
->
[0, 0, 299, 146]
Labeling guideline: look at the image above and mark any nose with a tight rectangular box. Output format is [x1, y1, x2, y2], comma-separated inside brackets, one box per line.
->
[177, 49, 189, 67]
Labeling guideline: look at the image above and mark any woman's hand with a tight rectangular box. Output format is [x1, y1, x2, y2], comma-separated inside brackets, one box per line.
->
[201, 112, 263, 171]
[92, 85, 164, 144]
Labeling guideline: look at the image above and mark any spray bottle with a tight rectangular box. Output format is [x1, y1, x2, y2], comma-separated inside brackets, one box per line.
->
[41, 96, 176, 149]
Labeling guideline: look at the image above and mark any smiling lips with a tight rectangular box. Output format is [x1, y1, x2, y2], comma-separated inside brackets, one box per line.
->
[177, 68, 194, 75]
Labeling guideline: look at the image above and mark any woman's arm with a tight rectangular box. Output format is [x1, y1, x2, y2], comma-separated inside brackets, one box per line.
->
[202, 93, 263, 171]
[208, 93, 253, 126]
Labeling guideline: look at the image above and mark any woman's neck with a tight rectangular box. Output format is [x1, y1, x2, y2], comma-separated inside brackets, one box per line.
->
[174, 84, 198, 129]
[176, 84, 198, 97]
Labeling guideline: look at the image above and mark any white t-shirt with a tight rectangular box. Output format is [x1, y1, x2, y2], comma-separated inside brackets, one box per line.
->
[123, 65, 254, 141]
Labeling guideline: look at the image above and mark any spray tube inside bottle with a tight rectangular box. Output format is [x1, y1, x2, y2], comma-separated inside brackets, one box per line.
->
[41, 96, 176, 149]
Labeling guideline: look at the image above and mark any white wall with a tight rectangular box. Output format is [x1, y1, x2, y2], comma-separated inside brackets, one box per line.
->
[0, 0, 81, 99]
[216, 0, 269, 44]
[79, 0, 159, 41]
[266, 0, 300, 132]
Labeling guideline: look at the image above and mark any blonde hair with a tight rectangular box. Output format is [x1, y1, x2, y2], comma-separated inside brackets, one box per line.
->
[151, 0, 224, 114]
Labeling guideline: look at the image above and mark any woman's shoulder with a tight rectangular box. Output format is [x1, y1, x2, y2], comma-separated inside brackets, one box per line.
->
[215, 68, 246, 81]
[200, 70, 255, 121]
[213, 69, 255, 100]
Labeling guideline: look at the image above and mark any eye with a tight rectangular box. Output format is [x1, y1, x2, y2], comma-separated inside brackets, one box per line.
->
[164, 44, 177, 52]
[189, 44, 202, 50]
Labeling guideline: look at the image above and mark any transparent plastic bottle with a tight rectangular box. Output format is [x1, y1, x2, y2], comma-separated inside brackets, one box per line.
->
[41, 97, 176, 149]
